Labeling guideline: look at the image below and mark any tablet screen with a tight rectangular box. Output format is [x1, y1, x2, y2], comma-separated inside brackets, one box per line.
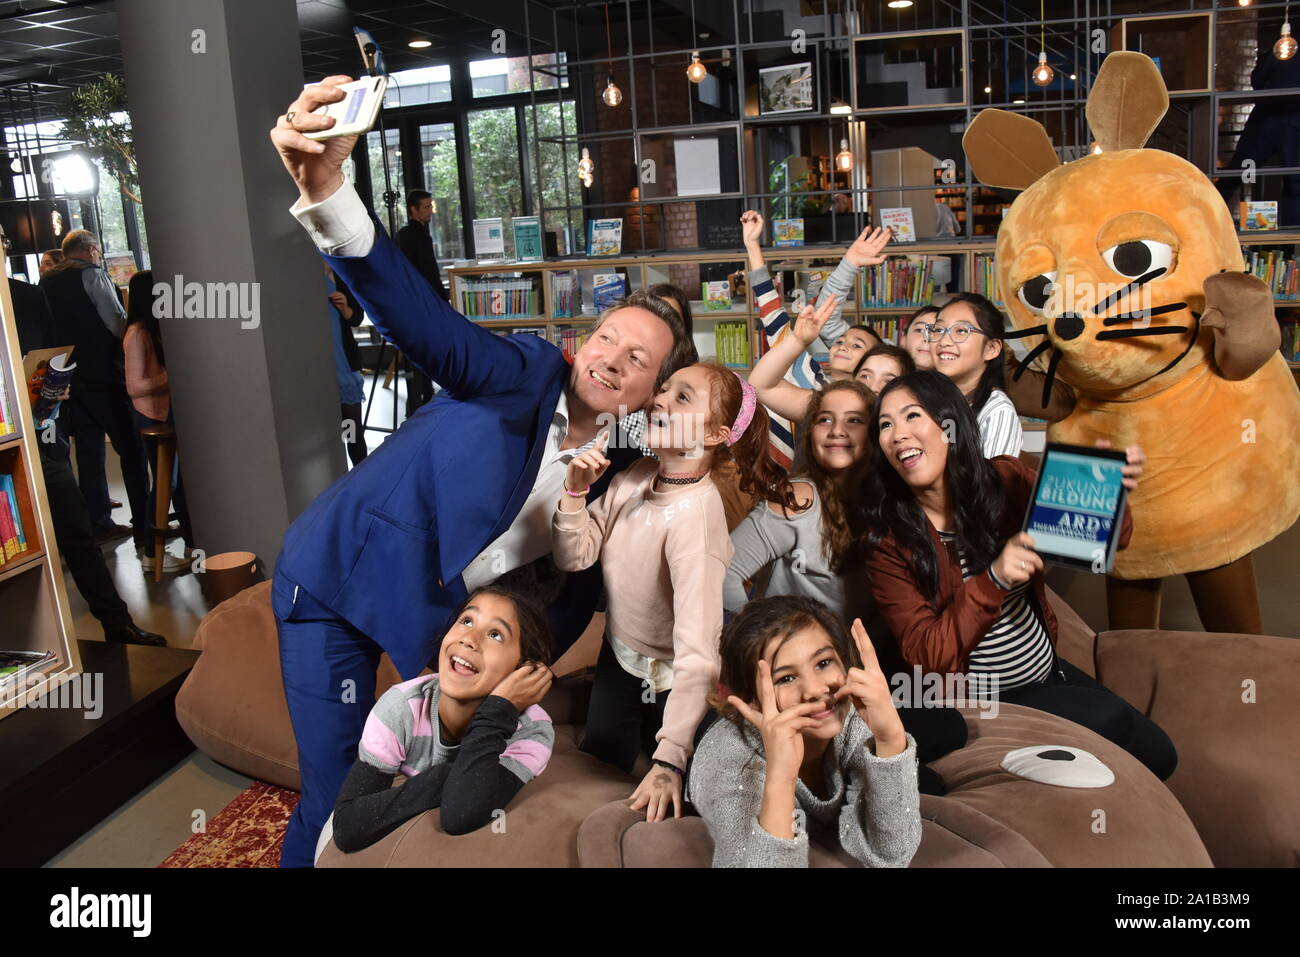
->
[1026, 447, 1125, 567]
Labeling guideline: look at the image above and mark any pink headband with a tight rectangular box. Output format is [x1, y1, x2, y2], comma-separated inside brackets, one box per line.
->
[726, 374, 757, 446]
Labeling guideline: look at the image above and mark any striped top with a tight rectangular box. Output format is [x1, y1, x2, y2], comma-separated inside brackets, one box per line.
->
[358, 674, 554, 784]
[937, 531, 1054, 692]
[976, 388, 1024, 458]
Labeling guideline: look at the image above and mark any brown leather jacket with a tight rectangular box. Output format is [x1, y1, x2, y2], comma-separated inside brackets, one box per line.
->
[866, 455, 1133, 674]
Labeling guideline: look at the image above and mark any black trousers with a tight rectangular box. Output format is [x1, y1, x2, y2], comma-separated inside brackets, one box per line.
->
[39, 441, 131, 628]
[67, 386, 151, 546]
[1002, 658, 1178, 781]
[581, 638, 670, 774]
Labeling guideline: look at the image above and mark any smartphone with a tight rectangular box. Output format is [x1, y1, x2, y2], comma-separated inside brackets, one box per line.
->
[302, 74, 389, 141]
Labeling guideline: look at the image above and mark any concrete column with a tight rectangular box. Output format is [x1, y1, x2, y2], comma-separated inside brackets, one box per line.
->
[117, 0, 345, 569]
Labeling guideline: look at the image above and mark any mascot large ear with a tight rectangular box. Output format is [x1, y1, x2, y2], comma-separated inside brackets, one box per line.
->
[962, 109, 1061, 191]
[1086, 52, 1169, 152]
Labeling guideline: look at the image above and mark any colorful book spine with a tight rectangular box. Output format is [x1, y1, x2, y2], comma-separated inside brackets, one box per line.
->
[0, 487, 17, 562]
[459, 278, 540, 319]
[862, 257, 936, 308]
[1241, 248, 1298, 301]
[0, 474, 24, 555]
[0, 378, 13, 436]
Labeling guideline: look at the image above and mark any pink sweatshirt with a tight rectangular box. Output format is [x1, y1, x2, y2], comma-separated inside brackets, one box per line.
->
[552, 457, 733, 770]
[123, 323, 169, 421]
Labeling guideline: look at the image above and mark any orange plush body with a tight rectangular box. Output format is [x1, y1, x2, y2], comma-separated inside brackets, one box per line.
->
[996, 149, 1300, 579]
[964, 51, 1300, 611]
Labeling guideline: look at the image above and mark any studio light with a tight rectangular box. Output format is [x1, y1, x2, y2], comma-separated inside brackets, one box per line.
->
[49, 152, 98, 196]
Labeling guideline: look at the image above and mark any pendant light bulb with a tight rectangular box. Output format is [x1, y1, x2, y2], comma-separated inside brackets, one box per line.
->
[687, 52, 708, 83]
[1276, 23, 1298, 60]
[577, 147, 594, 188]
[602, 76, 623, 106]
[835, 139, 853, 172]
[1032, 52, 1054, 87]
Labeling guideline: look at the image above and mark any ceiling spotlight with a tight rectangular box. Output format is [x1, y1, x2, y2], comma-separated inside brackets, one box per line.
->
[687, 51, 707, 83]
[602, 76, 623, 106]
[1032, 51, 1055, 87]
[1013, 98, 1026, 104]
[983, 85, 992, 94]
[887, 0, 914, 8]
[830, 99, 852, 115]
[408, 39, 432, 49]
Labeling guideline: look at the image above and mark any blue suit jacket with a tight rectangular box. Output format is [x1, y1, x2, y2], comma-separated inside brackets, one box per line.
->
[276, 213, 636, 678]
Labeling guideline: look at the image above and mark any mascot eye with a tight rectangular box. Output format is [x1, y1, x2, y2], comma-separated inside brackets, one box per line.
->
[1016, 272, 1057, 314]
[1102, 239, 1173, 279]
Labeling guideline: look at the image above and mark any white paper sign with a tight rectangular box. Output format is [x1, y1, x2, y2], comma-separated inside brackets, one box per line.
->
[473, 217, 505, 258]
[673, 137, 722, 197]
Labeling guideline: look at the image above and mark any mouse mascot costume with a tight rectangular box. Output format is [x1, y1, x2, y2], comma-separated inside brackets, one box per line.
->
[963, 51, 1300, 633]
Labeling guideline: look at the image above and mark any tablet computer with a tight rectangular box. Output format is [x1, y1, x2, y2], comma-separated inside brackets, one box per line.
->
[1022, 442, 1128, 573]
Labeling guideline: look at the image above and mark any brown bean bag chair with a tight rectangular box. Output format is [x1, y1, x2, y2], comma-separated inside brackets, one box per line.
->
[576, 703, 1210, 868]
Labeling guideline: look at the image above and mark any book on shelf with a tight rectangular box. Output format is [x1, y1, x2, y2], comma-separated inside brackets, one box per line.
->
[1280, 319, 1300, 362]
[880, 208, 916, 243]
[23, 347, 76, 426]
[593, 273, 627, 311]
[714, 321, 750, 369]
[702, 281, 731, 311]
[1241, 247, 1297, 300]
[0, 471, 30, 563]
[862, 256, 936, 307]
[0, 649, 54, 683]
[974, 254, 1002, 304]
[772, 218, 805, 247]
[472, 217, 506, 258]
[586, 218, 623, 257]
[1239, 201, 1278, 232]
[458, 277, 540, 319]
[551, 272, 577, 318]
[554, 327, 590, 363]
[511, 216, 543, 260]
[0, 370, 14, 437]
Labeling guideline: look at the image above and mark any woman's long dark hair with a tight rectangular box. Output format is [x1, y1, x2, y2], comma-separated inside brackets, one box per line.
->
[126, 270, 165, 367]
[861, 370, 1006, 601]
[938, 292, 1006, 414]
[789, 379, 875, 572]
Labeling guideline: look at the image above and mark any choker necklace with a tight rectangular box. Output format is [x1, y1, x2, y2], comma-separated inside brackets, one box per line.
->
[658, 468, 708, 485]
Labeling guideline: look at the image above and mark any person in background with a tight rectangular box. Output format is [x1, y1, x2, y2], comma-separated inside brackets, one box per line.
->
[10, 269, 166, 645]
[647, 283, 694, 339]
[41, 229, 153, 553]
[324, 261, 368, 467]
[854, 343, 914, 396]
[396, 189, 446, 419]
[39, 248, 64, 278]
[123, 271, 193, 573]
[900, 304, 939, 371]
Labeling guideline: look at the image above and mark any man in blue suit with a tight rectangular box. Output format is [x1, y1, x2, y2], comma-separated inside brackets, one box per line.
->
[270, 77, 696, 866]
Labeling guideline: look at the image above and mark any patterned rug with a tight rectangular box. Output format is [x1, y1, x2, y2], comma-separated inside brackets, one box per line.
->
[158, 781, 299, 868]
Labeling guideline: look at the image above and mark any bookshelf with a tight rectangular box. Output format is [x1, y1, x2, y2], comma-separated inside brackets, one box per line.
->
[0, 278, 80, 720]
[445, 232, 1300, 371]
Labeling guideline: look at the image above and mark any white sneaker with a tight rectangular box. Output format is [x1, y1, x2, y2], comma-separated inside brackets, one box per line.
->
[139, 548, 190, 574]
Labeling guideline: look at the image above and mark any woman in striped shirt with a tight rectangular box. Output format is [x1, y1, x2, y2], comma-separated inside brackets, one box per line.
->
[861, 370, 1176, 780]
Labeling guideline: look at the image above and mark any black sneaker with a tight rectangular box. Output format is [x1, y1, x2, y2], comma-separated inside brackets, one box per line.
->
[103, 622, 168, 646]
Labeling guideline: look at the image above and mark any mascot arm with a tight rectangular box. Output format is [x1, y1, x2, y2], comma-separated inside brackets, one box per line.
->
[1003, 359, 1077, 423]
[1200, 271, 1281, 381]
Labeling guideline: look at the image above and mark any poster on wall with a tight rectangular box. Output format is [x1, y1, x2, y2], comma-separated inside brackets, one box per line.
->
[673, 137, 722, 196]
[759, 62, 815, 115]
[472, 217, 506, 259]
[511, 216, 543, 259]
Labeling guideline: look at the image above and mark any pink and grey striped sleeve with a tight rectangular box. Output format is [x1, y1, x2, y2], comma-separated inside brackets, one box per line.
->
[498, 704, 555, 784]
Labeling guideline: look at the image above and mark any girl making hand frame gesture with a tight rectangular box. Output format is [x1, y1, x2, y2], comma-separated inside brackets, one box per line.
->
[690, 595, 921, 868]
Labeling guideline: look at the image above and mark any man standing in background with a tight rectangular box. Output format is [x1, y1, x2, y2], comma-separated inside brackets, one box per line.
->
[395, 189, 446, 417]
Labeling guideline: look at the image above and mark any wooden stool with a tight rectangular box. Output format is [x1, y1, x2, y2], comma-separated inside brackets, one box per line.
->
[138, 423, 177, 583]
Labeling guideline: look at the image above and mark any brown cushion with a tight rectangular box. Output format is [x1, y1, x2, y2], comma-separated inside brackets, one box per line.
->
[931, 704, 1211, 867]
[1096, 629, 1300, 867]
[577, 795, 1051, 867]
[1045, 585, 1098, 678]
[316, 726, 635, 867]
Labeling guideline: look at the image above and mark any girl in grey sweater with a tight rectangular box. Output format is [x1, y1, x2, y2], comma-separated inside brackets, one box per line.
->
[689, 595, 921, 868]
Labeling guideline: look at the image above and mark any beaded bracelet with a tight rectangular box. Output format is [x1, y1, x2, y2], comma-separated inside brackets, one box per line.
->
[563, 484, 590, 497]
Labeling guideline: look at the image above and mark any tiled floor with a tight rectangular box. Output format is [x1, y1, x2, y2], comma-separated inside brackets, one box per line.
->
[41, 379, 1300, 865]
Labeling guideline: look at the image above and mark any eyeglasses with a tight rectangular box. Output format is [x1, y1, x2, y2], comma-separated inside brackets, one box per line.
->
[924, 322, 988, 344]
